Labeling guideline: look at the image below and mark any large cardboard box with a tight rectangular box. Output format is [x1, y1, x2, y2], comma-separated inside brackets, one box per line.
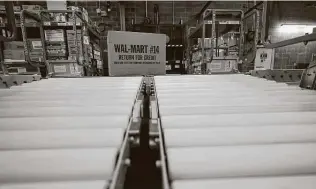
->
[3, 50, 25, 60]
[22, 5, 44, 11]
[107, 31, 166, 76]
[4, 41, 24, 50]
[27, 38, 43, 52]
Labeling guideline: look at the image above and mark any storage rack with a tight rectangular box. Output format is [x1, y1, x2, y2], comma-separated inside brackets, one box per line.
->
[185, 9, 244, 74]
[0, 8, 43, 76]
[39, 9, 102, 77]
[0, 6, 103, 78]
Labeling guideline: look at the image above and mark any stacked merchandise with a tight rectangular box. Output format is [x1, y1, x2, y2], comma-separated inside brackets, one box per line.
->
[26, 38, 44, 62]
[0, 5, 21, 30]
[93, 44, 102, 70]
[44, 29, 67, 60]
[3, 42, 25, 60]
[2, 41, 34, 74]
[22, 5, 47, 24]
[66, 30, 83, 62]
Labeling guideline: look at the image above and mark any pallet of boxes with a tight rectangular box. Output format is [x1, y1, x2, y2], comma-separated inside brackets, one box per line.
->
[66, 29, 84, 76]
[44, 29, 83, 77]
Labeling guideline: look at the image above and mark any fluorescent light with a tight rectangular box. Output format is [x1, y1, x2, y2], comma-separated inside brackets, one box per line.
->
[279, 24, 316, 33]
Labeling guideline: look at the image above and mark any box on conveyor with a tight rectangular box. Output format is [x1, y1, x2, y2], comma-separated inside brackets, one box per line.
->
[3, 50, 25, 60]
[4, 41, 24, 50]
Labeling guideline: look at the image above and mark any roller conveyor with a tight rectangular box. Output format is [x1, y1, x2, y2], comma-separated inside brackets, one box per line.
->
[0, 148, 117, 183]
[2, 74, 316, 189]
[165, 124, 316, 147]
[0, 116, 129, 130]
[0, 180, 108, 189]
[0, 129, 125, 150]
[172, 175, 316, 189]
[168, 143, 316, 179]
[0, 77, 143, 189]
[153, 75, 316, 189]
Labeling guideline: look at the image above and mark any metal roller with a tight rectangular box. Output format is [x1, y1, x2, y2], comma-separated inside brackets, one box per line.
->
[0, 99, 135, 108]
[158, 97, 316, 106]
[167, 143, 316, 180]
[0, 93, 137, 101]
[0, 148, 118, 183]
[161, 112, 316, 128]
[0, 106, 133, 117]
[0, 128, 125, 150]
[172, 175, 316, 189]
[0, 116, 129, 130]
[164, 124, 316, 147]
[154, 75, 316, 188]
[0, 77, 143, 187]
[0, 180, 108, 189]
[159, 103, 316, 116]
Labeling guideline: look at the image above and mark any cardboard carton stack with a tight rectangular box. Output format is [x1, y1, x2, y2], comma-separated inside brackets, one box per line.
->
[45, 29, 67, 60]
[66, 30, 83, 61]
[3, 41, 25, 60]
[27, 38, 44, 61]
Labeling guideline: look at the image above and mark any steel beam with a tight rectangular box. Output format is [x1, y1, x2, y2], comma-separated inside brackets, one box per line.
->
[264, 33, 316, 49]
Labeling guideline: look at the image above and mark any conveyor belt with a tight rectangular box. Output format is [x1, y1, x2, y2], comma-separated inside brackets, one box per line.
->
[154, 75, 316, 189]
[0, 77, 142, 188]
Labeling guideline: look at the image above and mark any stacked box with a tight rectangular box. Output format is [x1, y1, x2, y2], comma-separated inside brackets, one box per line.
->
[22, 5, 44, 11]
[45, 30, 65, 42]
[4, 41, 24, 50]
[3, 41, 25, 60]
[66, 30, 83, 61]
[22, 5, 45, 19]
[45, 30, 67, 58]
[51, 62, 83, 77]
[13, 6, 21, 12]
[3, 50, 25, 60]
[27, 38, 44, 61]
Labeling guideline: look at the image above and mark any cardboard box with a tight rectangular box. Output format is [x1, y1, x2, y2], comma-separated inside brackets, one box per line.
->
[4, 41, 24, 50]
[22, 5, 44, 11]
[27, 38, 43, 51]
[3, 50, 25, 60]
[14, 6, 21, 12]
[8, 67, 27, 74]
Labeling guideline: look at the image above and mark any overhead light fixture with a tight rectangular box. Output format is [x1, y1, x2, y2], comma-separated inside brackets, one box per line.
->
[279, 24, 316, 33]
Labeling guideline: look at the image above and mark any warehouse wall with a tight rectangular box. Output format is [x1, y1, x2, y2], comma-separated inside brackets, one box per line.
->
[123, 1, 249, 26]
[268, 1, 316, 68]
[81, 1, 250, 33]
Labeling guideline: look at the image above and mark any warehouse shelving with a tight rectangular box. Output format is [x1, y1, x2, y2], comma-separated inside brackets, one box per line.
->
[0, 5, 103, 78]
[185, 9, 245, 74]
[38, 9, 102, 77]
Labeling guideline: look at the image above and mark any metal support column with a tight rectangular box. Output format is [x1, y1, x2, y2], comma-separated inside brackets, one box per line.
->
[120, 3, 126, 31]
